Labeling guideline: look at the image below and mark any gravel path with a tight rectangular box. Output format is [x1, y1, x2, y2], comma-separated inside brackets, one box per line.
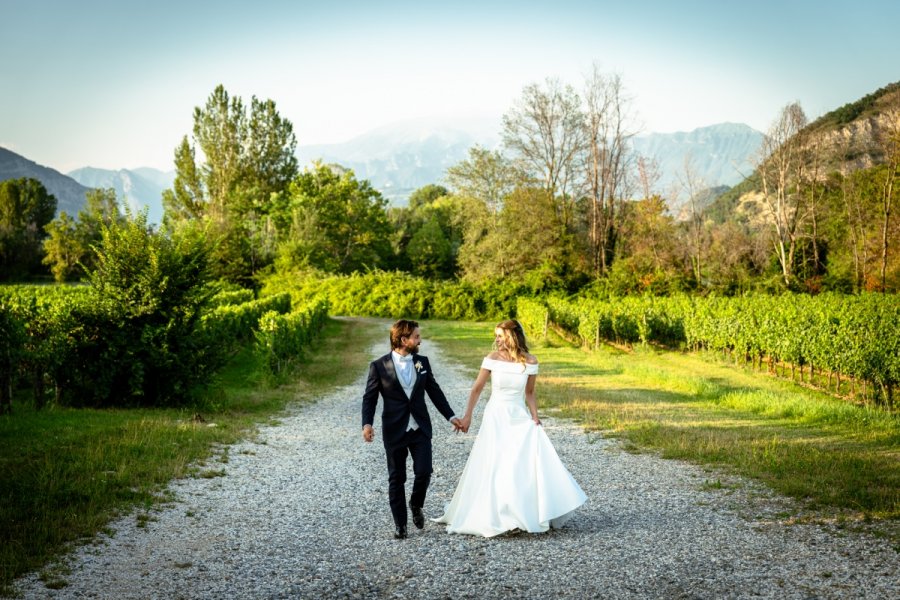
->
[12, 327, 898, 599]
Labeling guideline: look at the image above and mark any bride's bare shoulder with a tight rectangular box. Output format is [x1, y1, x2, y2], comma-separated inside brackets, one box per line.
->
[524, 353, 538, 365]
[485, 351, 503, 361]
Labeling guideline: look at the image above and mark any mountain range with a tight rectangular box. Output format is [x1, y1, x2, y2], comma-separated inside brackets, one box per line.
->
[2, 120, 763, 220]
[297, 120, 764, 211]
[0, 147, 173, 223]
[630, 122, 763, 196]
[296, 116, 502, 205]
[66, 167, 173, 224]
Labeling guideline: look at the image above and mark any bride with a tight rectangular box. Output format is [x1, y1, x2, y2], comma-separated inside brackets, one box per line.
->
[435, 319, 587, 537]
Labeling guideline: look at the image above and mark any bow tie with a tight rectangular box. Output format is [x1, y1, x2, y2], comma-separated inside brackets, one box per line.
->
[397, 354, 413, 363]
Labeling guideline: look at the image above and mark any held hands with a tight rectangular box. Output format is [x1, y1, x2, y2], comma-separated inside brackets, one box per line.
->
[450, 417, 466, 434]
[455, 415, 472, 434]
[362, 424, 375, 443]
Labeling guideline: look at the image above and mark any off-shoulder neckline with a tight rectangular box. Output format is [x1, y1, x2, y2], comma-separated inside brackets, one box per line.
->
[483, 356, 539, 366]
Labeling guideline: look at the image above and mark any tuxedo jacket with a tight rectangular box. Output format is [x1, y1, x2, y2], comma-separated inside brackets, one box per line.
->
[362, 352, 455, 448]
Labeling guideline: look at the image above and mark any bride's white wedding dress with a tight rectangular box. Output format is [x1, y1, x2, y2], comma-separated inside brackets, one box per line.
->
[435, 357, 587, 537]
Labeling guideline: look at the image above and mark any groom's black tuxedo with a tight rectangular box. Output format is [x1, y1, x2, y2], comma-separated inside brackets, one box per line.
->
[362, 351, 456, 530]
[362, 353, 455, 447]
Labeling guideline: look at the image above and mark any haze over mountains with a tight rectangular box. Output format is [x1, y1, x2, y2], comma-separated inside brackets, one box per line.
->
[296, 116, 503, 205]
[631, 123, 762, 192]
[2, 120, 763, 220]
[67, 167, 173, 224]
[297, 120, 763, 209]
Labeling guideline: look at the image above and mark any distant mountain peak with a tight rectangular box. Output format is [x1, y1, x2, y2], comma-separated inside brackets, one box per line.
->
[297, 116, 502, 204]
[67, 167, 171, 224]
[630, 123, 764, 208]
[0, 146, 91, 215]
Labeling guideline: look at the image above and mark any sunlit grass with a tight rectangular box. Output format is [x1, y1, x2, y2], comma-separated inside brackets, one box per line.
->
[0, 317, 382, 594]
[426, 320, 900, 528]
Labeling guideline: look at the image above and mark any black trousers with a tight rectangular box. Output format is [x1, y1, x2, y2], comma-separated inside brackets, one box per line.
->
[385, 428, 433, 527]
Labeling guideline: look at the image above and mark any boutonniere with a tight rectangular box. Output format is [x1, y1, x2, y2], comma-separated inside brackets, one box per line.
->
[415, 361, 423, 372]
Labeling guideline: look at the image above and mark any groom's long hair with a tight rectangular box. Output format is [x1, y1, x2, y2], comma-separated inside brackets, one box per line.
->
[390, 319, 419, 350]
[494, 320, 529, 364]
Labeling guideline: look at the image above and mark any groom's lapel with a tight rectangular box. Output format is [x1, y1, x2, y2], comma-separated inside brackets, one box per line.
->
[383, 355, 399, 383]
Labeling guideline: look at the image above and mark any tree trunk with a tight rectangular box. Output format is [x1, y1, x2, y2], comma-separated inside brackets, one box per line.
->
[33, 370, 45, 410]
[0, 374, 10, 415]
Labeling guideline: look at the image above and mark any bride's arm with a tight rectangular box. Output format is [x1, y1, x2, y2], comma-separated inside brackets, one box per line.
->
[525, 374, 540, 425]
[461, 368, 491, 430]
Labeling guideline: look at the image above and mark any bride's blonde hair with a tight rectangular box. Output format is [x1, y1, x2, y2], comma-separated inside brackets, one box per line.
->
[494, 320, 529, 364]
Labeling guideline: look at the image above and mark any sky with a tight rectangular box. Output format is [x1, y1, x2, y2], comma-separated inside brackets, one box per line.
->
[1, 0, 898, 173]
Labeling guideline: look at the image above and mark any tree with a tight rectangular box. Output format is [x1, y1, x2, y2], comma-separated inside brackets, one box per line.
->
[611, 194, 683, 293]
[757, 102, 811, 287]
[406, 217, 452, 278]
[277, 163, 392, 274]
[68, 210, 216, 406]
[0, 178, 57, 280]
[676, 154, 707, 286]
[408, 184, 449, 210]
[389, 184, 467, 277]
[42, 211, 82, 282]
[162, 85, 298, 282]
[389, 184, 450, 269]
[580, 66, 634, 276]
[447, 147, 520, 279]
[705, 221, 764, 293]
[802, 135, 828, 283]
[427, 194, 469, 277]
[836, 168, 879, 290]
[502, 78, 584, 230]
[875, 98, 900, 291]
[456, 186, 561, 283]
[163, 138, 205, 222]
[446, 146, 518, 215]
[42, 188, 121, 282]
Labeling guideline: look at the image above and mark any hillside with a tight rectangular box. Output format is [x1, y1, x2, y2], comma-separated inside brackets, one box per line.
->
[0, 147, 91, 215]
[705, 81, 900, 223]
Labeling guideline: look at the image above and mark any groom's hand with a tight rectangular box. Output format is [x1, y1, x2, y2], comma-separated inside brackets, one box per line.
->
[450, 417, 462, 433]
[362, 424, 375, 442]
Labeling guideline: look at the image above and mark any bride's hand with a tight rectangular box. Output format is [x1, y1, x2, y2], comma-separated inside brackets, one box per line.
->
[533, 417, 541, 426]
[461, 415, 472, 433]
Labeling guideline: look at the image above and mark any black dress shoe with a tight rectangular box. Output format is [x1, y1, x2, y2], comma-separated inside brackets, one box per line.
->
[394, 525, 408, 539]
[410, 505, 425, 529]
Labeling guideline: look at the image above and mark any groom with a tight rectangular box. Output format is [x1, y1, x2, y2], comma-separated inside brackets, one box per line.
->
[362, 319, 462, 539]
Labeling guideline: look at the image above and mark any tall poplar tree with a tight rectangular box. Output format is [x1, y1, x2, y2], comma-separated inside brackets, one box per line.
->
[162, 85, 298, 282]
